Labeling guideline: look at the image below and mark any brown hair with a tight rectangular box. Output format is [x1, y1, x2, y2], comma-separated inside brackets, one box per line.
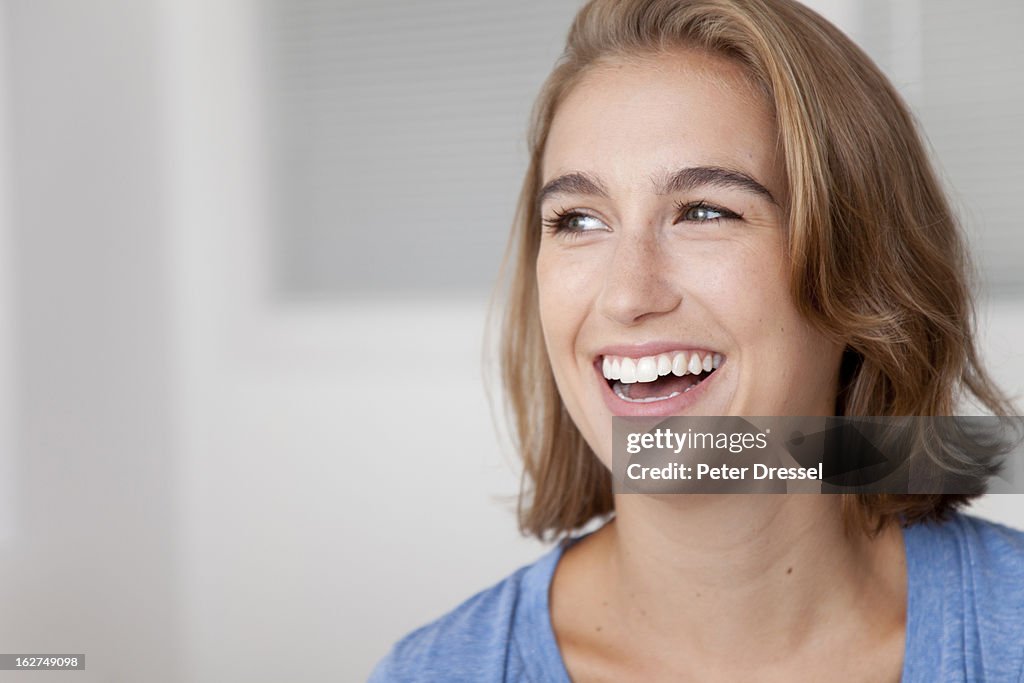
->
[497, 0, 1015, 540]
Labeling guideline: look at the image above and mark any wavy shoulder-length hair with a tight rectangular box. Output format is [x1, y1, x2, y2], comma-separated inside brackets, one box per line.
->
[498, 0, 1014, 539]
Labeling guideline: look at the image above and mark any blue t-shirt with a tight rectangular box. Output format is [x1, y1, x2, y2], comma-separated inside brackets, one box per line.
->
[370, 513, 1024, 682]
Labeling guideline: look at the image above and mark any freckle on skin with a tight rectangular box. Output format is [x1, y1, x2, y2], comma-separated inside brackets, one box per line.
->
[596, 625, 603, 632]
[787, 567, 793, 575]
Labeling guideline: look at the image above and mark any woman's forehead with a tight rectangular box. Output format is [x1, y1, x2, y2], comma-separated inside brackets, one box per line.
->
[541, 50, 782, 198]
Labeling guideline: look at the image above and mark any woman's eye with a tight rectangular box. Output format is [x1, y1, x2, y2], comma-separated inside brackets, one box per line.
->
[543, 211, 608, 236]
[564, 214, 604, 231]
[677, 201, 741, 223]
[683, 205, 722, 221]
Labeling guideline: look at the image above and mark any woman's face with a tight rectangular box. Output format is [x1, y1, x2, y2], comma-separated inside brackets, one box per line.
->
[537, 50, 844, 464]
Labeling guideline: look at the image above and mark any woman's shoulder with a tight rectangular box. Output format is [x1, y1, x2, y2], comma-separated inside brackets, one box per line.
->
[368, 544, 567, 683]
[908, 511, 1024, 611]
[908, 511, 1024, 581]
[904, 511, 1024, 678]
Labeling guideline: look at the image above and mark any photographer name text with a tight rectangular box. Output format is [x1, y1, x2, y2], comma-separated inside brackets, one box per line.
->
[626, 462, 823, 481]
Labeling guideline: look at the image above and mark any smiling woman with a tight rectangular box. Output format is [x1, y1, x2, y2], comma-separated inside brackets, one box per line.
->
[370, 1, 1024, 681]
[536, 50, 840, 424]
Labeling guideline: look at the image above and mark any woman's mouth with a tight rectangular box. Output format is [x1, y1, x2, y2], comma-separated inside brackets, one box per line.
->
[600, 350, 722, 403]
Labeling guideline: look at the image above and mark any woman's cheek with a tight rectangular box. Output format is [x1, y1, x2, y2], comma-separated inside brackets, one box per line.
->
[537, 250, 587, 379]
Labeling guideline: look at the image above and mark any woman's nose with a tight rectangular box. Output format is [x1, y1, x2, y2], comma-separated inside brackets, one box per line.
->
[595, 233, 682, 326]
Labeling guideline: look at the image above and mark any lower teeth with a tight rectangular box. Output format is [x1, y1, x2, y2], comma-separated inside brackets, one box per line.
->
[613, 384, 686, 403]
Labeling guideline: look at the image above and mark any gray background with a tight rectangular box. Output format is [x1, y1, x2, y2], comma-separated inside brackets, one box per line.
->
[0, 1, 1021, 681]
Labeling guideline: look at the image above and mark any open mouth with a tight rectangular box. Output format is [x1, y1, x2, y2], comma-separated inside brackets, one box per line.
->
[601, 350, 722, 403]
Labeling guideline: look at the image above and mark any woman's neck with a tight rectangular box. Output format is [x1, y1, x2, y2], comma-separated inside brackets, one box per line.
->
[551, 494, 907, 679]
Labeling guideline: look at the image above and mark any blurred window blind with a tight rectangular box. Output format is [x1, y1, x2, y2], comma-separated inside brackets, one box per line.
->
[261, 0, 1023, 298]
[859, 0, 1024, 295]
[259, 0, 581, 297]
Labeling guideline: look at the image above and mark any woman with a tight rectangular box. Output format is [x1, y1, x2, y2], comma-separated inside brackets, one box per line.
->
[372, 0, 1024, 680]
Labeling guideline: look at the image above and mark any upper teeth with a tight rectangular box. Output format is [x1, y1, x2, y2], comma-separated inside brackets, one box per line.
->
[602, 351, 721, 384]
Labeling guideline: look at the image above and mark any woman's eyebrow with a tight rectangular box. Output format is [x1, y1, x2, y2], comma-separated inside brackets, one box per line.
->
[658, 166, 777, 204]
[538, 166, 777, 206]
[537, 172, 609, 205]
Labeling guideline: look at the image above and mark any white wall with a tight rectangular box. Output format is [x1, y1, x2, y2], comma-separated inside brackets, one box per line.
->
[0, 0, 15, 549]
[0, 1, 181, 681]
